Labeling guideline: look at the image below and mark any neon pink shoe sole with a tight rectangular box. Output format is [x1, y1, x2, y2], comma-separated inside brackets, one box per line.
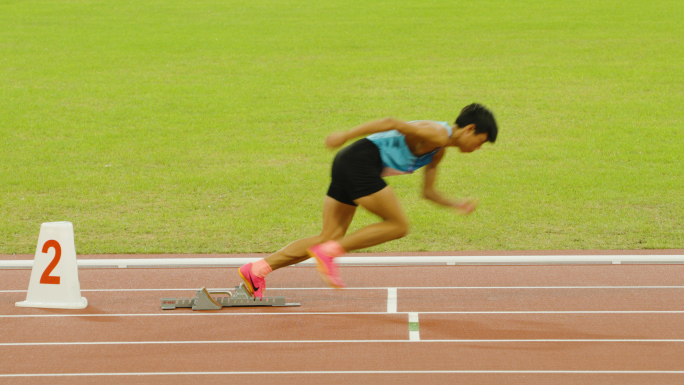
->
[307, 244, 346, 288]
[238, 263, 265, 299]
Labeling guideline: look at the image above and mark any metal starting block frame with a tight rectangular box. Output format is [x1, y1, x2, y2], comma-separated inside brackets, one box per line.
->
[161, 283, 300, 310]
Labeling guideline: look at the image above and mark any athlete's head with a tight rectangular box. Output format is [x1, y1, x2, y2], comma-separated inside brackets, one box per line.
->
[454, 103, 498, 152]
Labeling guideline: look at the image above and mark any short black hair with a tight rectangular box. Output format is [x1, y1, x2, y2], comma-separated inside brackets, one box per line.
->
[455, 103, 498, 143]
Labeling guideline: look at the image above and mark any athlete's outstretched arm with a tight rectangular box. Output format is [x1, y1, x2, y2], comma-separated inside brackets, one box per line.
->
[422, 151, 477, 215]
[326, 118, 447, 149]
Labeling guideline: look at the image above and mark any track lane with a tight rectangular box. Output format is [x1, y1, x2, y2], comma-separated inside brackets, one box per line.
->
[0, 288, 387, 315]
[0, 314, 409, 344]
[3, 342, 684, 375]
[418, 313, 684, 340]
[4, 373, 684, 385]
[5, 264, 684, 291]
[398, 288, 684, 312]
[3, 263, 684, 384]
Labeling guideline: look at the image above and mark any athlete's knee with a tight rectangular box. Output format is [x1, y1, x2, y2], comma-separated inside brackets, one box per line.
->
[396, 222, 410, 239]
[390, 219, 410, 239]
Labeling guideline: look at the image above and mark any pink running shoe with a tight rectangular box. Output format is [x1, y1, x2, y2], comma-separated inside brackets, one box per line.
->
[307, 241, 346, 288]
[238, 263, 265, 299]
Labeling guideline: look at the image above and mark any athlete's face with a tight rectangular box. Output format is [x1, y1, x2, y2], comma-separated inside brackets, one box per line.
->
[458, 126, 489, 153]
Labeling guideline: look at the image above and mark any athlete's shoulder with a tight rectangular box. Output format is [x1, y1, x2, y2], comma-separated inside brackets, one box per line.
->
[406, 120, 451, 145]
[408, 120, 450, 133]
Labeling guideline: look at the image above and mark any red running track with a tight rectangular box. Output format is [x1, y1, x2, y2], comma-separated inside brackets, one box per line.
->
[2, 264, 684, 384]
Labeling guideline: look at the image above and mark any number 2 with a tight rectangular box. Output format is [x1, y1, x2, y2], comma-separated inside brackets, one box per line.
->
[40, 240, 61, 285]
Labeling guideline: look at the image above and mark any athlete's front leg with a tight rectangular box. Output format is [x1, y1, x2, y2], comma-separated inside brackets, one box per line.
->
[307, 186, 409, 288]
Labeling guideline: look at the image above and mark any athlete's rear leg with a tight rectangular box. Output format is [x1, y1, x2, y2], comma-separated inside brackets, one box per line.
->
[239, 196, 355, 296]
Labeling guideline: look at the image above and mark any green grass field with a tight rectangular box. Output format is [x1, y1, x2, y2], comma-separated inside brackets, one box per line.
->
[1, 0, 682, 254]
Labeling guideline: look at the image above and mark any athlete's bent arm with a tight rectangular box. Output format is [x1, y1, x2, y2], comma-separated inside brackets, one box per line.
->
[422, 151, 477, 215]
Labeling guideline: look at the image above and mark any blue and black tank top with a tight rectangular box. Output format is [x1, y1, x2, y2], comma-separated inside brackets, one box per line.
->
[366, 121, 453, 176]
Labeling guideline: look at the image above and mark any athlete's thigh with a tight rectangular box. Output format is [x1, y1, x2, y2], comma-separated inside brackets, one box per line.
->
[320, 196, 357, 239]
[353, 186, 408, 223]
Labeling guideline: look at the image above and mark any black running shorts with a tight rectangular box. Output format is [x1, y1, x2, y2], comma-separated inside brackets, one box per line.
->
[326, 138, 387, 206]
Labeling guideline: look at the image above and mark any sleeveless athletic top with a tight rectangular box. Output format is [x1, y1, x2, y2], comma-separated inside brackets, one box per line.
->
[366, 121, 453, 177]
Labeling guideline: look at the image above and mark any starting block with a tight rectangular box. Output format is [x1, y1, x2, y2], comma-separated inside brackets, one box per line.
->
[161, 283, 300, 310]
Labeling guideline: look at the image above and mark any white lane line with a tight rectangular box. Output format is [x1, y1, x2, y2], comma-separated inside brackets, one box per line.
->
[409, 312, 420, 341]
[4, 339, 684, 347]
[4, 310, 684, 319]
[2, 253, 681, 269]
[4, 286, 684, 293]
[2, 370, 684, 377]
[387, 288, 397, 313]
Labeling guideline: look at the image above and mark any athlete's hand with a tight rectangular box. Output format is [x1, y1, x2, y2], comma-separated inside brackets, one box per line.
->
[325, 132, 348, 149]
[453, 198, 478, 215]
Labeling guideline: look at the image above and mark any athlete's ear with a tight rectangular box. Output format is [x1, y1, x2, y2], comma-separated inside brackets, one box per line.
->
[464, 124, 476, 134]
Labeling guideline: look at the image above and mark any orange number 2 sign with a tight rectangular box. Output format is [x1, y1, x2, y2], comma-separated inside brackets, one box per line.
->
[39, 240, 61, 285]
